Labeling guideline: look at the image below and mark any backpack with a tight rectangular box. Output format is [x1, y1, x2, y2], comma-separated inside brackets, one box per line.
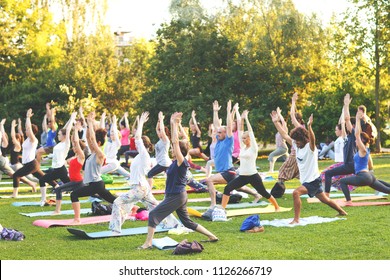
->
[172, 239, 204, 255]
[212, 206, 228, 222]
[1, 227, 25, 241]
[101, 174, 114, 184]
[270, 181, 285, 198]
[91, 201, 113, 216]
[216, 192, 242, 204]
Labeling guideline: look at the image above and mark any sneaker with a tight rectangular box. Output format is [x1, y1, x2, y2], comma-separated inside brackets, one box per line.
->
[201, 208, 214, 221]
[40, 200, 46, 207]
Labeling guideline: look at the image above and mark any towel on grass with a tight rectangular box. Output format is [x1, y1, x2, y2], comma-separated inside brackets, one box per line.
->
[261, 216, 346, 227]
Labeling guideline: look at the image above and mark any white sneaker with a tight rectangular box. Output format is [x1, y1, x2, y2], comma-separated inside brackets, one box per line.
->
[40, 200, 46, 207]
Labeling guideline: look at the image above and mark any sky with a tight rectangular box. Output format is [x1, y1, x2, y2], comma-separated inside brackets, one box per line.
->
[105, 0, 351, 39]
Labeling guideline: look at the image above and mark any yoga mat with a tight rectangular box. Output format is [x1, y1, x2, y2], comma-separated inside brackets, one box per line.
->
[67, 225, 169, 239]
[152, 236, 179, 250]
[307, 195, 388, 203]
[34, 213, 132, 228]
[189, 201, 269, 210]
[226, 205, 291, 217]
[300, 193, 386, 198]
[261, 216, 346, 227]
[0, 193, 70, 199]
[152, 188, 196, 195]
[20, 208, 90, 217]
[337, 201, 390, 207]
[12, 198, 100, 207]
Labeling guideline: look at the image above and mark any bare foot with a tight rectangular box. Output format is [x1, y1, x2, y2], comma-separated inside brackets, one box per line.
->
[51, 211, 61, 216]
[252, 194, 263, 204]
[30, 183, 37, 193]
[274, 207, 281, 212]
[246, 226, 265, 233]
[344, 201, 353, 206]
[69, 220, 81, 225]
[289, 219, 299, 225]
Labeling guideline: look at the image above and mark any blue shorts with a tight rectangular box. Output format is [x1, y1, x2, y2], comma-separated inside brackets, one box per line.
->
[303, 177, 323, 198]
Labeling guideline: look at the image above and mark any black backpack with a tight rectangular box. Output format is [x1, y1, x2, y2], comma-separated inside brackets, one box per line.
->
[216, 192, 242, 204]
[91, 201, 113, 216]
[270, 181, 286, 198]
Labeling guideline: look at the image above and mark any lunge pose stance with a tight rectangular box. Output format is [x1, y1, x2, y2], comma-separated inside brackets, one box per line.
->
[271, 110, 347, 224]
[139, 112, 218, 249]
[221, 110, 280, 210]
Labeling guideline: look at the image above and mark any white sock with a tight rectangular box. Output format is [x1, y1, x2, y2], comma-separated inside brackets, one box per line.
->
[40, 186, 47, 202]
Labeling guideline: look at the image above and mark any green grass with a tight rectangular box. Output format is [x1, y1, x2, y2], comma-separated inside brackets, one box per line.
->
[1, 154, 390, 260]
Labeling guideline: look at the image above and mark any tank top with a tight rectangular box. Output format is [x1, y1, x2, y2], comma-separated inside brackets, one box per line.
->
[10, 147, 20, 165]
[354, 148, 369, 174]
[190, 133, 201, 148]
[69, 157, 83, 182]
[83, 153, 102, 184]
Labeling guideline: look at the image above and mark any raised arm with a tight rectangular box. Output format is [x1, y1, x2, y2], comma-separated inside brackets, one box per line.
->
[111, 115, 121, 146]
[355, 110, 366, 157]
[226, 100, 233, 137]
[10, 120, 21, 151]
[78, 105, 87, 128]
[190, 110, 202, 137]
[271, 110, 292, 146]
[41, 114, 48, 133]
[48, 107, 57, 131]
[25, 108, 37, 143]
[72, 122, 85, 163]
[120, 112, 129, 129]
[85, 113, 104, 165]
[343, 94, 353, 133]
[233, 103, 242, 132]
[307, 114, 316, 152]
[135, 112, 149, 140]
[100, 111, 106, 130]
[158, 111, 169, 142]
[171, 112, 185, 165]
[290, 92, 301, 128]
[339, 107, 347, 138]
[18, 118, 24, 138]
[65, 112, 77, 147]
[213, 100, 221, 130]
[0, 119, 8, 148]
[276, 107, 288, 133]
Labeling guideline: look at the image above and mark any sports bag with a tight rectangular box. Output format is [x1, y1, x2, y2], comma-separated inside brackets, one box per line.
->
[270, 181, 285, 198]
[91, 201, 113, 216]
[0, 227, 25, 241]
[172, 239, 204, 255]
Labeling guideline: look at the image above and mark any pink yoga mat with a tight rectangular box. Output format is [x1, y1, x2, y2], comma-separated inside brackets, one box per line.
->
[33, 214, 133, 228]
[337, 201, 390, 207]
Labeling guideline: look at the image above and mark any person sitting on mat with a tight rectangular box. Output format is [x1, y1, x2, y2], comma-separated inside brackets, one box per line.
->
[271, 109, 347, 224]
[139, 112, 218, 250]
[337, 110, 390, 204]
[221, 110, 280, 210]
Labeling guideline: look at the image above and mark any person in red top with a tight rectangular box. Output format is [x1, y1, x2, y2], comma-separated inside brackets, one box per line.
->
[52, 122, 87, 215]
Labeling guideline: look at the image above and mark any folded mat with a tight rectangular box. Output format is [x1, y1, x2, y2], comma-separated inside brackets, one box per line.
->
[336, 201, 390, 207]
[189, 201, 268, 210]
[307, 195, 387, 203]
[67, 225, 169, 239]
[261, 216, 346, 227]
[152, 236, 179, 250]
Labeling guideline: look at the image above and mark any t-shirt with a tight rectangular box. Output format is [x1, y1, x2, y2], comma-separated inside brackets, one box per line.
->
[44, 129, 57, 147]
[293, 141, 319, 184]
[128, 138, 151, 188]
[52, 141, 70, 168]
[165, 159, 190, 194]
[155, 139, 171, 167]
[104, 139, 120, 164]
[120, 128, 130, 146]
[334, 136, 345, 163]
[238, 131, 258, 175]
[214, 135, 233, 172]
[22, 138, 38, 164]
[344, 129, 357, 164]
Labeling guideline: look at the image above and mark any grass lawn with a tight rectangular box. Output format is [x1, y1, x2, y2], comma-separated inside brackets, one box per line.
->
[1, 154, 390, 260]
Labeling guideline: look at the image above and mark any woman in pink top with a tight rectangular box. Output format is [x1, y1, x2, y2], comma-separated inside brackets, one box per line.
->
[116, 112, 131, 160]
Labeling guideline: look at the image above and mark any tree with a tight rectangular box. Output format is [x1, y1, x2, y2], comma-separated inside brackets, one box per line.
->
[341, 0, 390, 151]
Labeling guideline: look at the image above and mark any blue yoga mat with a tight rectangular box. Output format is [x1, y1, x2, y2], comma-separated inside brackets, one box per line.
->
[189, 201, 269, 210]
[67, 225, 170, 239]
[12, 198, 101, 207]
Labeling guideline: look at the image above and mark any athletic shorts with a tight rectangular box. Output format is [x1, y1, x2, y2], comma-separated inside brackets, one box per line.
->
[221, 168, 237, 183]
[303, 177, 323, 198]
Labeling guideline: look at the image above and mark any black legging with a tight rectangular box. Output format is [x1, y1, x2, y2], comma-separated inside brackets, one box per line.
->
[339, 172, 390, 201]
[223, 173, 271, 199]
[39, 165, 70, 188]
[324, 162, 354, 193]
[13, 159, 55, 189]
[54, 180, 84, 200]
[147, 164, 169, 178]
[70, 180, 117, 203]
